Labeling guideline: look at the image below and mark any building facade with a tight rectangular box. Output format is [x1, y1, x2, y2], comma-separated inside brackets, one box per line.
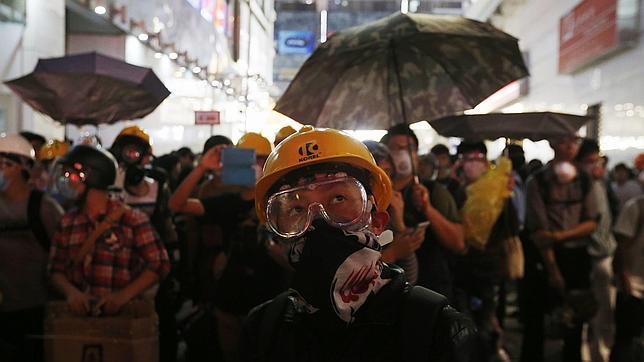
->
[467, 0, 644, 164]
[1, 0, 277, 154]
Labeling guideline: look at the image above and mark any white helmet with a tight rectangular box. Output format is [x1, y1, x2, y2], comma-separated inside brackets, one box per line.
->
[0, 134, 36, 159]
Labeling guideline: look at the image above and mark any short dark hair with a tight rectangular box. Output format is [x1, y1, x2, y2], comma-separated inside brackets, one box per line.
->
[176, 147, 195, 159]
[381, 123, 418, 151]
[430, 144, 450, 156]
[203, 135, 233, 153]
[576, 138, 600, 162]
[363, 140, 391, 165]
[457, 140, 487, 156]
[613, 163, 633, 178]
[19, 131, 46, 146]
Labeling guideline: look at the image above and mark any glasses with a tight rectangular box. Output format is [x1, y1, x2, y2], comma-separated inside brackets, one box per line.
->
[265, 175, 371, 239]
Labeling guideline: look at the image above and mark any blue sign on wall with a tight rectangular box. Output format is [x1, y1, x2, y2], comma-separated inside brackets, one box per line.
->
[278, 31, 315, 54]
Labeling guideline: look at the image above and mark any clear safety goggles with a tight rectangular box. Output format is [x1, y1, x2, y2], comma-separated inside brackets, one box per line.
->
[265, 175, 372, 239]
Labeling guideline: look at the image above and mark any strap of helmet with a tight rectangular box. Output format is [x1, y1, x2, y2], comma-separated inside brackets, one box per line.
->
[27, 189, 50, 251]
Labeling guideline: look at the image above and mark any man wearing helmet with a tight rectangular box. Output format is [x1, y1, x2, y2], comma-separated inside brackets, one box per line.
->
[0, 134, 65, 361]
[49, 145, 170, 316]
[169, 132, 291, 362]
[241, 126, 475, 362]
[109, 126, 179, 361]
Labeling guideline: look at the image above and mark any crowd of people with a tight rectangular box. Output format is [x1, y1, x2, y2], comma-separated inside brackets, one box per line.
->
[0, 124, 643, 362]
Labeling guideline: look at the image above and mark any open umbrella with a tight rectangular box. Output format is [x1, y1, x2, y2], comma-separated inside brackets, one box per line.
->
[274, 12, 529, 129]
[4, 52, 170, 126]
[429, 112, 593, 141]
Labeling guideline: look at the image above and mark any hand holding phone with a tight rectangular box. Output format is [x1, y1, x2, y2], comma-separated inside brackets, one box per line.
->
[200, 145, 224, 171]
[410, 221, 430, 241]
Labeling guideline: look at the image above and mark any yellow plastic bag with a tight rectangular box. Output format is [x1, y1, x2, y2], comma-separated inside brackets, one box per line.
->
[461, 156, 513, 250]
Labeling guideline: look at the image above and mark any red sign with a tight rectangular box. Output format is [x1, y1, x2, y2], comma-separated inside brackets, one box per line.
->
[559, 0, 618, 73]
[195, 111, 221, 125]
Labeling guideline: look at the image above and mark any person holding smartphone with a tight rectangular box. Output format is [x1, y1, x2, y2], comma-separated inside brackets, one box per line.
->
[168, 133, 290, 362]
[364, 140, 424, 285]
[380, 124, 465, 302]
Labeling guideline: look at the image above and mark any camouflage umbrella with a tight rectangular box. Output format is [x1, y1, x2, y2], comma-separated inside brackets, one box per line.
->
[274, 12, 529, 129]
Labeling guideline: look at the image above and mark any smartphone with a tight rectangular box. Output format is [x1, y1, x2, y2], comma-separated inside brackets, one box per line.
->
[410, 221, 429, 235]
[415, 221, 431, 232]
[221, 148, 256, 187]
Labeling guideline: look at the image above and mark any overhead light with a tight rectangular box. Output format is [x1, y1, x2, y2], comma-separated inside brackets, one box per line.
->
[400, 0, 409, 14]
[179, 67, 186, 73]
[320, 10, 328, 43]
[192, 66, 202, 74]
[138, 33, 149, 41]
[94, 6, 107, 15]
[169, 52, 178, 60]
[154, 52, 163, 59]
[223, 79, 231, 86]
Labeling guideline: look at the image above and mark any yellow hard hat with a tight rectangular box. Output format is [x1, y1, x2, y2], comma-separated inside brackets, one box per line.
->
[255, 125, 392, 223]
[117, 125, 152, 148]
[274, 126, 297, 145]
[38, 139, 69, 161]
[237, 132, 272, 157]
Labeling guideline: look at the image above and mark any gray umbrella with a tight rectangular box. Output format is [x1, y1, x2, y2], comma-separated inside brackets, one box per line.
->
[428, 112, 593, 141]
[4, 52, 170, 126]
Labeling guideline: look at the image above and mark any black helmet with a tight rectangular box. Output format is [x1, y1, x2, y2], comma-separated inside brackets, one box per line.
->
[110, 135, 151, 165]
[59, 145, 117, 190]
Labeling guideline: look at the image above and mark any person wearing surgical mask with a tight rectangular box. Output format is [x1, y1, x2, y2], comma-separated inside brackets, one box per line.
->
[381, 124, 464, 302]
[168, 132, 291, 362]
[523, 134, 598, 362]
[0, 134, 64, 362]
[49, 145, 170, 319]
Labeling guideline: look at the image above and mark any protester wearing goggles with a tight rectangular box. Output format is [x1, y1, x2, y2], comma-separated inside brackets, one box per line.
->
[242, 126, 475, 362]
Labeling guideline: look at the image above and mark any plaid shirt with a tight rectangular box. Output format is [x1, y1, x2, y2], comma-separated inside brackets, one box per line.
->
[49, 200, 170, 297]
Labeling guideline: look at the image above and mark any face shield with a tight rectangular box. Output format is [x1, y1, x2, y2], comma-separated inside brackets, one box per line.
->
[51, 162, 87, 200]
[265, 174, 372, 239]
[121, 143, 147, 165]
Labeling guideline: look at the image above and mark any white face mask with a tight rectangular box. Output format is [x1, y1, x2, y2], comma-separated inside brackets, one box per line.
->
[554, 161, 577, 183]
[390, 149, 413, 178]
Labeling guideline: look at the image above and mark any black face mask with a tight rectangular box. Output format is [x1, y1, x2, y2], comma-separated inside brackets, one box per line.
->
[290, 221, 388, 323]
[124, 164, 145, 187]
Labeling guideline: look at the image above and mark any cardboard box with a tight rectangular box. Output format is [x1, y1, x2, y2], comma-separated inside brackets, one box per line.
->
[44, 300, 159, 362]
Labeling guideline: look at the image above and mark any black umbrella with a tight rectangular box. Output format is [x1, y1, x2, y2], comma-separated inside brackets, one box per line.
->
[4, 52, 170, 126]
[428, 112, 593, 141]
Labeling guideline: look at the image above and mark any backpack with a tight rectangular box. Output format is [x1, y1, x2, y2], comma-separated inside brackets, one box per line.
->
[257, 285, 449, 362]
[27, 189, 50, 251]
[533, 167, 591, 206]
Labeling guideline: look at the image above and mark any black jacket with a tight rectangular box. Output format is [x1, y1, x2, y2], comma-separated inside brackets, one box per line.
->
[241, 266, 477, 362]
